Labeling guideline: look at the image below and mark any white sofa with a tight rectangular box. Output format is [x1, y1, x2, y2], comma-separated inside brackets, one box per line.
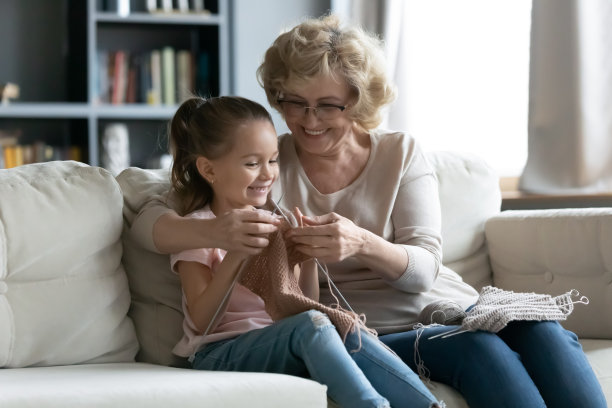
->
[0, 151, 610, 407]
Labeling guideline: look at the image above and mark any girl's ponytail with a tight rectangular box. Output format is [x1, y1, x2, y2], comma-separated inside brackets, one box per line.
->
[169, 97, 213, 215]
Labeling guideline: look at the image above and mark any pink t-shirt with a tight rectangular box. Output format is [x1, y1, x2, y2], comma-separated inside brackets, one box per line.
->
[170, 207, 273, 358]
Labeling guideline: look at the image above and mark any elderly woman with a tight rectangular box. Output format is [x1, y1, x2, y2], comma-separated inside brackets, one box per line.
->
[134, 14, 605, 408]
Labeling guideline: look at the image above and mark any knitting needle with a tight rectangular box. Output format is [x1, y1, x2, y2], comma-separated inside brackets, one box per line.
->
[269, 198, 355, 313]
[427, 327, 469, 340]
[204, 197, 284, 338]
[202, 261, 248, 337]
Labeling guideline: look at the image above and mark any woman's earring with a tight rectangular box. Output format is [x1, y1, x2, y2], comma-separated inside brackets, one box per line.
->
[208, 178, 215, 185]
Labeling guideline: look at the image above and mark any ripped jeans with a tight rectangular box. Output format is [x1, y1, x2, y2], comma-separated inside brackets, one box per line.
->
[191, 310, 442, 408]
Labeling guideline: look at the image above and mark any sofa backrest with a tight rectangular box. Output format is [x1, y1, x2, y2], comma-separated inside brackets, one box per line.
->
[0, 161, 138, 368]
[117, 150, 501, 366]
[428, 150, 501, 289]
[117, 167, 187, 367]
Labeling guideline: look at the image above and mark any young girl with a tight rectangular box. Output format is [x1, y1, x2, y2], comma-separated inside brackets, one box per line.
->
[167, 96, 444, 408]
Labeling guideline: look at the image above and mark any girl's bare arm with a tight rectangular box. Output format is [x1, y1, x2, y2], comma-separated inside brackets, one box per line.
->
[177, 251, 248, 334]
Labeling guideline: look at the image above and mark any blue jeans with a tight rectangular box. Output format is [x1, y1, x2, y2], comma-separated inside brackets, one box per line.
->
[192, 310, 441, 408]
[380, 320, 606, 408]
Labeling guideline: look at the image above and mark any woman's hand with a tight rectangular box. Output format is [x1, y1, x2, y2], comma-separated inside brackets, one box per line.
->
[285, 212, 368, 263]
[210, 208, 282, 254]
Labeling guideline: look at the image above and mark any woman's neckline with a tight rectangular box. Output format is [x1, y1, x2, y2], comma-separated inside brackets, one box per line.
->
[289, 130, 378, 197]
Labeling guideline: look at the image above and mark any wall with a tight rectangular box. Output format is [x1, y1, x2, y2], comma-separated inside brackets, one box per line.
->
[230, 0, 330, 134]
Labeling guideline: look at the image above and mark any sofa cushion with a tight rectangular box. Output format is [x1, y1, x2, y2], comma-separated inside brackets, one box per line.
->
[426, 150, 501, 289]
[116, 167, 186, 367]
[0, 161, 137, 367]
[0, 362, 328, 408]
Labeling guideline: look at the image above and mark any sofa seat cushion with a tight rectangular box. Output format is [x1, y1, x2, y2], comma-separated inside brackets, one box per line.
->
[582, 339, 612, 404]
[0, 161, 137, 367]
[0, 362, 328, 408]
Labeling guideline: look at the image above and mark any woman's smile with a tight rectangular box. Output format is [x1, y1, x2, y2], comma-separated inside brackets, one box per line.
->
[304, 128, 327, 136]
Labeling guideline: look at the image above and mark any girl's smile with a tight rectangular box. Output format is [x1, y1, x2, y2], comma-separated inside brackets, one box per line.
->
[200, 119, 279, 216]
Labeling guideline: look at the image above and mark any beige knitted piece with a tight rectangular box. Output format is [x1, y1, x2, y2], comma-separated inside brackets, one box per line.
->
[239, 229, 373, 341]
[461, 286, 581, 333]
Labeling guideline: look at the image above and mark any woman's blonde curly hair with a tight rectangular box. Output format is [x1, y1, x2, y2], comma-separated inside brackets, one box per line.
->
[257, 14, 396, 131]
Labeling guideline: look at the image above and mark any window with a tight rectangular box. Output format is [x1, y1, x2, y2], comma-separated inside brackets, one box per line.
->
[389, 1, 532, 177]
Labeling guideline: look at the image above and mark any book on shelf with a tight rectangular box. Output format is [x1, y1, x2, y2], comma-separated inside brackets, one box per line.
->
[196, 51, 210, 96]
[111, 50, 128, 105]
[177, 0, 189, 13]
[149, 49, 162, 105]
[104, 0, 129, 16]
[146, 0, 157, 13]
[96, 51, 110, 104]
[176, 50, 195, 102]
[193, 0, 206, 13]
[161, 0, 173, 13]
[106, 0, 214, 16]
[126, 53, 140, 104]
[147, 0, 210, 14]
[161, 46, 176, 106]
[0, 129, 19, 169]
[0, 131, 82, 169]
[96, 47, 201, 106]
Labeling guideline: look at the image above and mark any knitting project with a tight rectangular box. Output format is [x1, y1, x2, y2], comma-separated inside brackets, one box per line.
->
[429, 286, 589, 340]
[239, 228, 373, 341]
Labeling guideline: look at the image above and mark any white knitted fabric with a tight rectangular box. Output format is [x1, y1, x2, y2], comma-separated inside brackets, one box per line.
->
[461, 286, 581, 333]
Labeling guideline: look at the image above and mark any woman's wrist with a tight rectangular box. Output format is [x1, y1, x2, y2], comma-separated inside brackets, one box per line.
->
[199, 216, 222, 249]
[355, 230, 408, 280]
[354, 228, 375, 258]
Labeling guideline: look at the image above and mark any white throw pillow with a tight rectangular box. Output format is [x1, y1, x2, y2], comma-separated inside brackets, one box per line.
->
[0, 161, 138, 367]
[427, 151, 502, 289]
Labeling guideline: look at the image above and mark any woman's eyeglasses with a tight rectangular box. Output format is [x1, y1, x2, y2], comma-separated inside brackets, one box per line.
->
[277, 99, 347, 120]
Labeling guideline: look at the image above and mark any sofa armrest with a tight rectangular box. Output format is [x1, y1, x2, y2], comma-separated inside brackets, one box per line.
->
[484, 208, 612, 339]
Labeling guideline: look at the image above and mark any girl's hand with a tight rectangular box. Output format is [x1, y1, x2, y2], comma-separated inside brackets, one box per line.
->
[285, 212, 368, 263]
[210, 208, 281, 254]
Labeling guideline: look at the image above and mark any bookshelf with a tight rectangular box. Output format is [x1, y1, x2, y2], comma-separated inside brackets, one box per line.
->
[0, 0, 230, 169]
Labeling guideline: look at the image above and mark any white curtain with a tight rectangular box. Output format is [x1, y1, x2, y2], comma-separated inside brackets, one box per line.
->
[332, 0, 415, 132]
[333, 0, 531, 177]
[519, 0, 612, 193]
[330, 0, 411, 130]
[335, 0, 612, 188]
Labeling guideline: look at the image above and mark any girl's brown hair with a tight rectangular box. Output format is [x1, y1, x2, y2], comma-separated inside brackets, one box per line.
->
[169, 96, 273, 215]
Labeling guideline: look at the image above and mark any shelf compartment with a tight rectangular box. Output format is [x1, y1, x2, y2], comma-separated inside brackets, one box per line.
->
[95, 24, 220, 100]
[0, 0, 87, 103]
[0, 118, 89, 165]
[98, 119, 170, 169]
